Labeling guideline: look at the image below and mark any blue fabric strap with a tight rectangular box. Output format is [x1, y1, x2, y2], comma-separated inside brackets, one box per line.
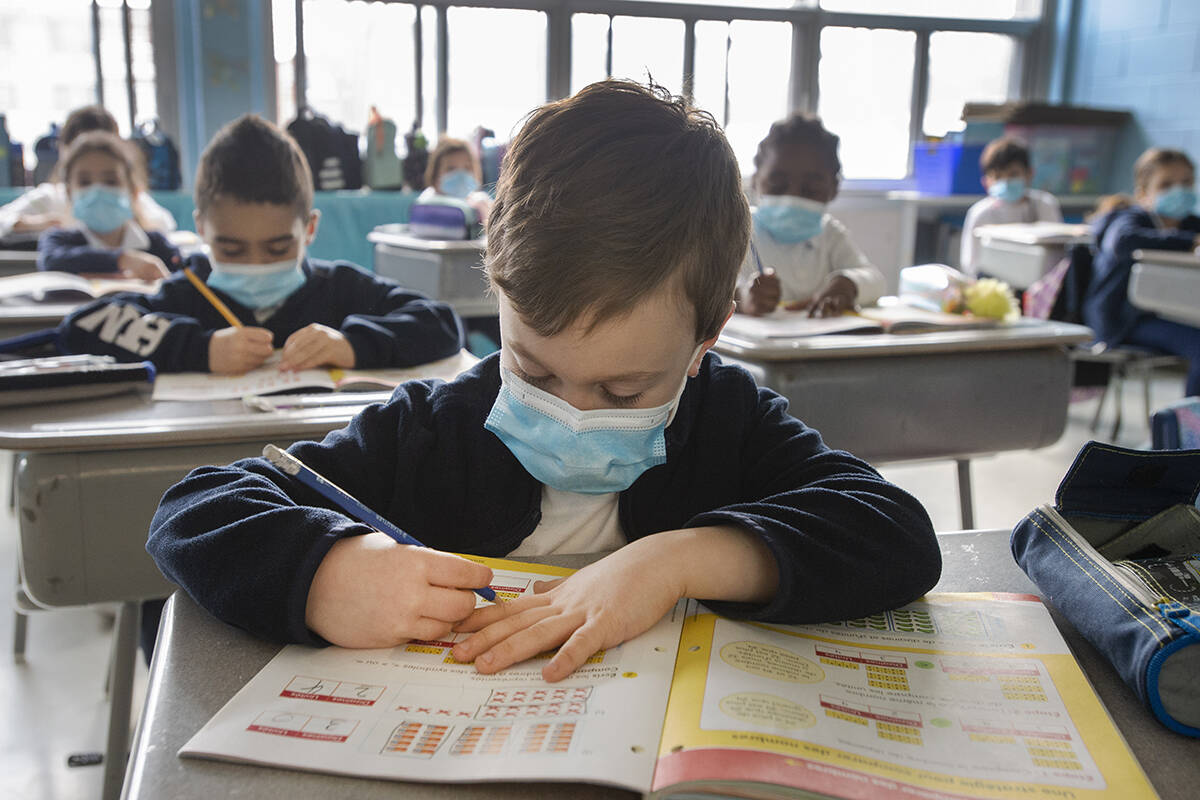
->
[1158, 602, 1200, 638]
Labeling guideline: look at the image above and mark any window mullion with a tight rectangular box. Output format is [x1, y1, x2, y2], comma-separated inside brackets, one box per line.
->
[908, 28, 930, 175]
[92, 0, 105, 105]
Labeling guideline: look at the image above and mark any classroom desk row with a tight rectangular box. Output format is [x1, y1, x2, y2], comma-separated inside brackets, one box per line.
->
[121, 529, 1200, 800]
[1130, 249, 1200, 327]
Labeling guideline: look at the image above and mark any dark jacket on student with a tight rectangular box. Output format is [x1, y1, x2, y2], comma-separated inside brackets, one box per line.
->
[148, 352, 942, 646]
[57, 255, 465, 372]
[37, 226, 181, 274]
[1085, 206, 1200, 345]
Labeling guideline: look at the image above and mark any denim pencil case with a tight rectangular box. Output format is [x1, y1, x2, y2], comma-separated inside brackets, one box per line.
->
[1011, 441, 1200, 737]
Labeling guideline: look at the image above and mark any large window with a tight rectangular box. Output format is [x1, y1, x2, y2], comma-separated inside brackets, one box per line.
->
[693, 19, 792, 174]
[446, 7, 546, 140]
[819, 27, 915, 180]
[0, 0, 154, 169]
[284, 0, 1045, 181]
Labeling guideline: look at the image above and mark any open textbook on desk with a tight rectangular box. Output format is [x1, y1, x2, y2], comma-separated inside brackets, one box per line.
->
[723, 307, 997, 341]
[151, 350, 478, 401]
[0, 270, 159, 304]
[182, 557, 1155, 799]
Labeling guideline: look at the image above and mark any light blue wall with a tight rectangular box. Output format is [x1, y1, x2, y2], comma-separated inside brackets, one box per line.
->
[173, 0, 274, 189]
[1067, 0, 1200, 191]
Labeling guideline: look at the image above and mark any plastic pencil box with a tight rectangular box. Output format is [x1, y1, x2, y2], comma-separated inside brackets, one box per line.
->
[1011, 441, 1200, 737]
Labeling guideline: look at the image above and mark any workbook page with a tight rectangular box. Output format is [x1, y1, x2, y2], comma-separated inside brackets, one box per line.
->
[651, 593, 1155, 800]
[181, 558, 684, 792]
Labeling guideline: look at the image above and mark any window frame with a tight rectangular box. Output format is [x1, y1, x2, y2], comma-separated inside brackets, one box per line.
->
[91, 0, 149, 135]
[282, 0, 1055, 181]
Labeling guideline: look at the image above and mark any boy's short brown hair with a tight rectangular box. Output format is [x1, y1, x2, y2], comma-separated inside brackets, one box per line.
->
[485, 80, 750, 342]
[980, 137, 1031, 174]
[194, 114, 313, 220]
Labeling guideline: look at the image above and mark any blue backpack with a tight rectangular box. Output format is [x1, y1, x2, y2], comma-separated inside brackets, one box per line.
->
[131, 120, 182, 191]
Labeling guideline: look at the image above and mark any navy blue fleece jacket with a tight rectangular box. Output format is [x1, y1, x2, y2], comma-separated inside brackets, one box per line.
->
[1086, 207, 1200, 344]
[148, 352, 941, 645]
[38, 226, 181, 274]
[57, 255, 465, 371]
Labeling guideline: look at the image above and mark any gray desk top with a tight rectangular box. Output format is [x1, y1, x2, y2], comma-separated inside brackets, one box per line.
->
[0, 302, 77, 324]
[368, 223, 486, 252]
[0, 250, 39, 276]
[1132, 249, 1200, 268]
[0, 353, 475, 453]
[123, 531, 1198, 800]
[715, 318, 1093, 362]
[1130, 251, 1200, 326]
[885, 191, 1103, 209]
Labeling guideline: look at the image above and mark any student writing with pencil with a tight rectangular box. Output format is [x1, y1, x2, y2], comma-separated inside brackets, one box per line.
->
[57, 115, 464, 374]
[148, 81, 939, 682]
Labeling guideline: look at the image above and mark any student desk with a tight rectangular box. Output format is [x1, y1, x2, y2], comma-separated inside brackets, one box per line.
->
[972, 222, 1091, 289]
[714, 319, 1093, 528]
[367, 224, 493, 318]
[121, 529, 1199, 800]
[0, 249, 38, 277]
[1130, 249, 1200, 327]
[1, 351, 476, 800]
[0, 302, 76, 338]
[886, 191, 1101, 268]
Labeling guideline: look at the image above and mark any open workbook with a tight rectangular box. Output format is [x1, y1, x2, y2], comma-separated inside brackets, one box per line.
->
[151, 350, 478, 401]
[722, 306, 998, 340]
[0, 270, 159, 305]
[182, 557, 1156, 799]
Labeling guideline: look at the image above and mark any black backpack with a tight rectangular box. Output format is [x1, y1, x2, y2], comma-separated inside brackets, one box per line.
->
[131, 120, 182, 190]
[287, 108, 363, 191]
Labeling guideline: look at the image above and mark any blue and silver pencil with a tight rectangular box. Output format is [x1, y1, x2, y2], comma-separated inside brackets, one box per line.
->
[263, 444, 496, 601]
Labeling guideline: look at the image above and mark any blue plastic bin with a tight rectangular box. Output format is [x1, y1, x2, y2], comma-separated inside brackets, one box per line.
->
[912, 142, 985, 195]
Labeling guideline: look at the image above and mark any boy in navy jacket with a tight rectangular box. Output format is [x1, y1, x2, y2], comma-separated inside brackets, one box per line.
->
[150, 81, 940, 682]
[59, 115, 463, 373]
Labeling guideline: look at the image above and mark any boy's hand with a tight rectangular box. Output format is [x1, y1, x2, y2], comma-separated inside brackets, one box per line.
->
[279, 323, 356, 371]
[117, 249, 170, 280]
[743, 269, 782, 316]
[451, 537, 687, 682]
[807, 275, 858, 318]
[306, 532, 494, 648]
[208, 326, 274, 374]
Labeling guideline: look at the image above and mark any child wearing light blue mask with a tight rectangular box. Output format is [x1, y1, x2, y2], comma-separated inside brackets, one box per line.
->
[960, 137, 1062, 277]
[1085, 147, 1200, 395]
[736, 113, 885, 317]
[37, 130, 180, 280]
[419, 137, 493, 226]
[60, 115, 465, 376]
[144, 80, 940, 685]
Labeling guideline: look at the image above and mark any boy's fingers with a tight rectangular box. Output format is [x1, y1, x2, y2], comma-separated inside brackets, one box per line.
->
[453, 594, 533, 632]
[532, 577, 566, 594]
[405, 617, 454, 643]
[424, 552, 494, 593]
[421, 587, 482, 623]
[452, 604, 556, 661]
[543, 622, 603, 682]
[471, 613, 575, 674]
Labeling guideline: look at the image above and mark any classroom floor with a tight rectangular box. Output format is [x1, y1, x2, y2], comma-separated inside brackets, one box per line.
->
[0, 365, 1190, 800]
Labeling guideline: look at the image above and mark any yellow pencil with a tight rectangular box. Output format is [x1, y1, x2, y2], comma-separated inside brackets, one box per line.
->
[183, 267, 242, 328]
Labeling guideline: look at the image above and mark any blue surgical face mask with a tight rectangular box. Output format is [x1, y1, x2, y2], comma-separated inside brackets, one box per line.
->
[753, 195, 826, 244]
[484, 356, 696, 494]
[72, 185, 133, 234]
[988, 178, 1027, 205]
[439, 169, 480, 199]
[1154, 185, 1198, 220]
[207, 247, 308, 310]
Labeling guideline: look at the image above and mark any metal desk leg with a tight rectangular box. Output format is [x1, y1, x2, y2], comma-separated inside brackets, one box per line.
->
[103, 600, 140, 800]
[955, 459, 975, 530]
